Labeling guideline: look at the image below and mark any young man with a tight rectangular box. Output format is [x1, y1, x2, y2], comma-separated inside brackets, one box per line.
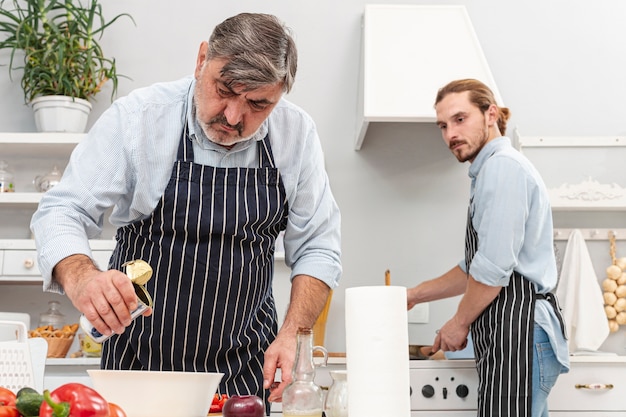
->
[407, 79, 569, 417]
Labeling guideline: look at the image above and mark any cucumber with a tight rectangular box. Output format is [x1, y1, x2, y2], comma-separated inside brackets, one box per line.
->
[16, 387, 44, 417]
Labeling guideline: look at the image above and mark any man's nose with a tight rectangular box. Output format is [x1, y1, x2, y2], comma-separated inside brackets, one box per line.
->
[443, 128, 455, 144]
[446, 123, 462, 140]
[223, 99, 245, 126]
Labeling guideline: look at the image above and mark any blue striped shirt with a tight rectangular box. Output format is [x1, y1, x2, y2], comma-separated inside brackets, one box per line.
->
[460, 136, 569, 370]
[31, 76, 342, 293]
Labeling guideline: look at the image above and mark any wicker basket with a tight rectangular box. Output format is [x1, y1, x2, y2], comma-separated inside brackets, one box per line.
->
[43, 336, 74, 358]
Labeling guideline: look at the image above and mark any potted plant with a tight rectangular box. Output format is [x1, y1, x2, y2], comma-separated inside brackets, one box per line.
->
[0, 0, 134, 132]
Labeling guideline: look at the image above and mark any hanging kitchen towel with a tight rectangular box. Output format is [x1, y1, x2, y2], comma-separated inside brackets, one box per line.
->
[345, 286, 411, 417]
[555, 229, 609, 352]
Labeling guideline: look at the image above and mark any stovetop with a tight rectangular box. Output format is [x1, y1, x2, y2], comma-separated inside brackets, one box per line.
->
[409, 359, 478, 411]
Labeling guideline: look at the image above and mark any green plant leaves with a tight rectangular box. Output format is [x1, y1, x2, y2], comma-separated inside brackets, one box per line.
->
[0, 0, 134, 102]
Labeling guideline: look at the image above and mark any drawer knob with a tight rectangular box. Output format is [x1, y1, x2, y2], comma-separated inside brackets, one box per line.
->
[23, 258, 35, 269]
[575, 383, 614, 390]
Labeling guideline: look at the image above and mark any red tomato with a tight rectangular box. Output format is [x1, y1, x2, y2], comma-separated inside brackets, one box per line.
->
[0, 407, 19, 417]
[0, 388, 18, 417]
[209, 393, 229, 413]
[0, 388, 16, 407]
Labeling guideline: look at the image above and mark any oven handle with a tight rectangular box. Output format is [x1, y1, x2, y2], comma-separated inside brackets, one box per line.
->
[574, 383, 614, 390]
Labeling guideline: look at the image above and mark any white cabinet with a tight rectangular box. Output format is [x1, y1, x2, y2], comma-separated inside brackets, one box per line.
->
[0, 133, 114, 384]
[549, 357, 626, 414]
[0, 132, 116, 279]
[0, 239, 115, 283]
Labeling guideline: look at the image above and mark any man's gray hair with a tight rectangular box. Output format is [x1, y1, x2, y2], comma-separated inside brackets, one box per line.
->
[207, 13, 298, 93]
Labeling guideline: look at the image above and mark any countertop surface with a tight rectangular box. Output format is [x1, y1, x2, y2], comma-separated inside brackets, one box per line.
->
[316, 353, 626, 367]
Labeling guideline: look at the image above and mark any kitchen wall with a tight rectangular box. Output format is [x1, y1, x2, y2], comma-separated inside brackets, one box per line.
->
[1, 0, 625, 354]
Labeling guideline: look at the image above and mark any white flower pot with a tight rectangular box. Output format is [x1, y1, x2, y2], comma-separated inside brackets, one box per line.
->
[31, 95, 92, 133]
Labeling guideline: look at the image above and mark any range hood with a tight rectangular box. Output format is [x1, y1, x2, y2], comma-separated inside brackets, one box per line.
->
[355, 5, 503, 150]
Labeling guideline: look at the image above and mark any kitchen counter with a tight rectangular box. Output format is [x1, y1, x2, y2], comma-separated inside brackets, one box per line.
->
[414, 354, 626, 364]
[318, 353, 626, 366]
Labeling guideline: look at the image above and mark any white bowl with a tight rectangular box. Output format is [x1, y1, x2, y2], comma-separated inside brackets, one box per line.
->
[88, 369, 223, 417]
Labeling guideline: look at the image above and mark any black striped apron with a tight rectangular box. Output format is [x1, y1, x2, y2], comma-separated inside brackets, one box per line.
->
[465, 203, 536, 417]
[101, 126, 288, 403]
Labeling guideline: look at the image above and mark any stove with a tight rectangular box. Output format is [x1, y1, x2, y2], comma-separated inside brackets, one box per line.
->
[410, 359, 478, 416]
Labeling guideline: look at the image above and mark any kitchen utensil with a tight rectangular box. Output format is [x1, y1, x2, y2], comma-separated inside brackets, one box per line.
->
[408, 345, 437, 360]
[324, 370, 348, 417]
[0, 320, 36, 391]
[88, 370, 223, 417]
[312, 290, 332, 347]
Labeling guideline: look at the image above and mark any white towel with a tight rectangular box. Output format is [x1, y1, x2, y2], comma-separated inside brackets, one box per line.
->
[556, 229, 609, 352]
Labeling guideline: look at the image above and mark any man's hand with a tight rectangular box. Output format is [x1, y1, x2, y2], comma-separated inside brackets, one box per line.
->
[432, 315, 469, 352]
[262, 274, 331, 402]
[54, 254, 149, 337]
[262, 332, 297, 402]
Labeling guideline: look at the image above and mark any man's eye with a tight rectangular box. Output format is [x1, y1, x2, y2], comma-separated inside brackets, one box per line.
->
[217, 87, 233, 97]
[250, 101, 269, 111]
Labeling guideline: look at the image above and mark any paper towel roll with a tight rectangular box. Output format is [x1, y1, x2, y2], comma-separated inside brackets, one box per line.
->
[345, 286, 411, 417]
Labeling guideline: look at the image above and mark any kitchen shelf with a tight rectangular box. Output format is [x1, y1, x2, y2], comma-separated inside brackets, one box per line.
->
[516, 133, 626, 211]
[46, 357, 100, 366]
[0, 132, 85, 161]
[0, 192, 43, 204]
[0, 239, 116, 250]
[0, 132, 85, 144]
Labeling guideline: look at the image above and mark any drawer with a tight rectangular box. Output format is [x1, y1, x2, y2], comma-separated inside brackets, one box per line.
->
[1, 249, 113, 277]
[549, 362, 626, 411]
[2, 250, 40, 276]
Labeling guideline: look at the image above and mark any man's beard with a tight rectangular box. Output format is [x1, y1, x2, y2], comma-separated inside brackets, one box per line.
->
[452, 127, 490, 163]
[200, 114, 254, 147]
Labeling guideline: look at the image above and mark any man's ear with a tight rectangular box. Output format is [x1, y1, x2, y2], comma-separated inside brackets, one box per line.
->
[194, 41, 209, 78]
[485, 104, 499, 127]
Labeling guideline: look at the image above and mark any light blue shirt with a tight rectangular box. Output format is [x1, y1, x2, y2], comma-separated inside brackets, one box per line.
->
[459, 137, 569, 370]
[31, 76, 342, 293]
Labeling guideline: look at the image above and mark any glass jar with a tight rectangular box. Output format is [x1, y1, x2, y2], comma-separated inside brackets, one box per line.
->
[324, 370, 348, 417]
[0, 160, 15, 192]
[282, 327, 328, 417]
[39, 300, 66, 328]
[33, 165, 63, 192]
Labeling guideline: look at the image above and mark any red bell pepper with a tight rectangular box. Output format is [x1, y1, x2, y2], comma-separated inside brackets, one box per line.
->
[0, 388, 18, 417]
[39, 383, 109, 417]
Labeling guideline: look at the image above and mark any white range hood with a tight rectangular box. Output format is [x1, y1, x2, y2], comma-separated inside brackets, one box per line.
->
[355, 4, 503, 150]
